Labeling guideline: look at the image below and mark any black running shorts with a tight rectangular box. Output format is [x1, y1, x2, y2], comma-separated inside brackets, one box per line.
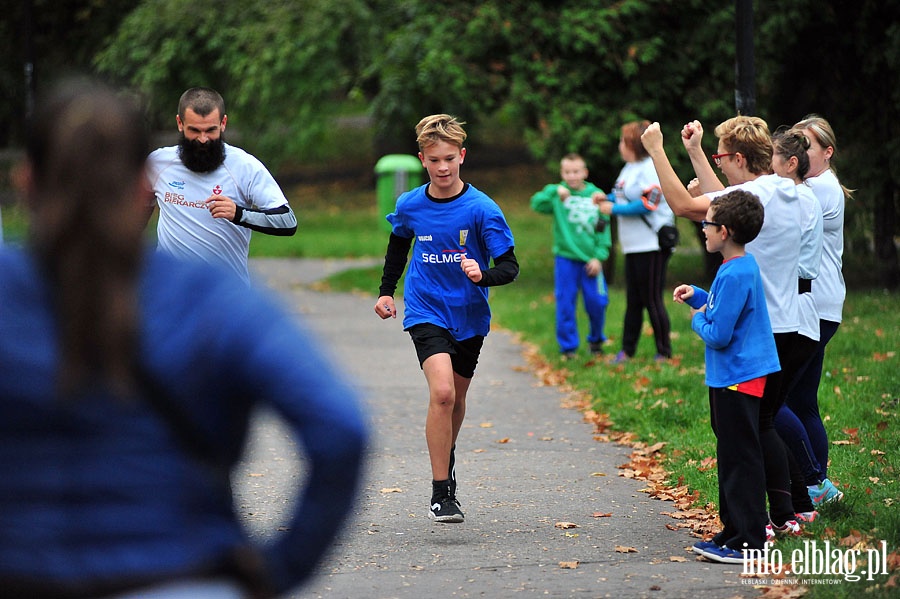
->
[408, 323, 484, 379]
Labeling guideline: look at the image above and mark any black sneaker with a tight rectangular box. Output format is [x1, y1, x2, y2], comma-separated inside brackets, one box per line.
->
[430, 480, 464, 523]
[589, 342, 604, 355]
[429, 495, 465, 523]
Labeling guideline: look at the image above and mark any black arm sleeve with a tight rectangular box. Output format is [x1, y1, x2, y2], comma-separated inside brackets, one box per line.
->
[232, 204, 298, 236]
[378, 233, 413, 297]
[473, 247, 519, 287]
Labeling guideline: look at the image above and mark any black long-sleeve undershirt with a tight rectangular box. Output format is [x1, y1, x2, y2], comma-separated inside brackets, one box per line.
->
[378, 233, 519, 296]
[232, 203, 297, 236]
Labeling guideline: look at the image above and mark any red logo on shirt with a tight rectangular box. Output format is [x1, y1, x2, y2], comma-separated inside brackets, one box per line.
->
[212, 185, 222, 195]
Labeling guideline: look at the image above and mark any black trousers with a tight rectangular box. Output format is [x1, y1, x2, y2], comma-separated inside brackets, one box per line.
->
[621, 250, 672, 358]
[709, 386, 767, 550]
[760, 331, 819, 523]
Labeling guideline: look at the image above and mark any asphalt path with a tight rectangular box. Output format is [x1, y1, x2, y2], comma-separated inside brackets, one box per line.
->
[233, 258, 759, 599]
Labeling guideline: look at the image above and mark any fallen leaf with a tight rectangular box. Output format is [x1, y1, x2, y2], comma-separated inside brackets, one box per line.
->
[555, 521, 580, 529]
[565, 532, 579, 538]
[698, 456, 717, 472]
[615, 545, 638, 553]
[592, 512, 613, 518]
[559, 561, 579, 569]
[480, 422, 493, 428]
[497, 437, 510, 444]
[379, 487, 403, 494]
[590, 472, 607, 477]
[669, 556, 687, 562]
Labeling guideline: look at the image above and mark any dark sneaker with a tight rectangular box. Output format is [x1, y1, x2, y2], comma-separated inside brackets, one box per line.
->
[589, 342, 604, 355]
[561, 351, 577, 361]
[429, 496, 465, 523]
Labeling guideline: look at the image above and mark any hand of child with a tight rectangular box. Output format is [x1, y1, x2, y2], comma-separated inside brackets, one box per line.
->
[461, 256, 483, 283]
[585, 258, 602, 277]
[557, 185, 570, 201]
[591, 191, 607, 205]
[375, 295, 397, 319]
[598, 201, 613, 216]
[672, 284, 694, 304]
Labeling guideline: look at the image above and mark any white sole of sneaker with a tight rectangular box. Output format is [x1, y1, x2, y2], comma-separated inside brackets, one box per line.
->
[698, 548, 745, 564]
[428, 512, 464, 523]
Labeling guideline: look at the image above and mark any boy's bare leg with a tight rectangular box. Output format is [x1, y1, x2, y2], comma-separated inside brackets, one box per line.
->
[423, 354, 456, 481]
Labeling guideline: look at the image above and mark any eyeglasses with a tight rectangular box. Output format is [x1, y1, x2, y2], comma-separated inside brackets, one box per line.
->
[701, 220, 724, 230]
[711, 152, 736, 166]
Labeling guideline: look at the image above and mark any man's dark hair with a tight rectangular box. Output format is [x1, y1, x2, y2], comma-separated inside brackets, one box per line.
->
[177, 87, 225, 119]
[709, 189, 765, 245]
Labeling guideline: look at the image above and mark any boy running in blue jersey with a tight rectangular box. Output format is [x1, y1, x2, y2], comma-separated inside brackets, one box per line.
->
[672, 189, 780, 564]
[374, 114, 519, 523]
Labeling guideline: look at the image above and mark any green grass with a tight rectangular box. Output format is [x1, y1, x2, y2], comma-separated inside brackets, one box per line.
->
[4, 164, 897, 595]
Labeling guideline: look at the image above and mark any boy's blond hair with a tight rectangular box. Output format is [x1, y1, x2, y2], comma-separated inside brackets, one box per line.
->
[415, 114, 467, 150]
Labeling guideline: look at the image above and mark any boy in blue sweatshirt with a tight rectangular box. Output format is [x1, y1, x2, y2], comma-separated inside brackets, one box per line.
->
[672, 189, 780, 564]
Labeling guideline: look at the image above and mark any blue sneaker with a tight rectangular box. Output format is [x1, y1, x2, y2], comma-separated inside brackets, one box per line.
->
[692, 540, 719, 555]
[808, 478, 843, 506]
[698, 545, 746, 564]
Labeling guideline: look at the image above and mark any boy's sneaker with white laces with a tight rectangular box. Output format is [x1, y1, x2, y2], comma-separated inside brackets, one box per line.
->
[808, 478, 843, 506]
[430, 480, 464, 523]
[698, 545, 746, 564]
[429, 495, 464, 523]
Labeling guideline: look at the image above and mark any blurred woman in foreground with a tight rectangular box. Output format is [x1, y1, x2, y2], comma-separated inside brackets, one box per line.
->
[0, 79, 368, 598]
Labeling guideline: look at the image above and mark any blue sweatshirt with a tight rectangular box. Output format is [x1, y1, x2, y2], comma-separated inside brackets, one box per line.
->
[0, 248, 368, 596]
[685, 254, 780, 388]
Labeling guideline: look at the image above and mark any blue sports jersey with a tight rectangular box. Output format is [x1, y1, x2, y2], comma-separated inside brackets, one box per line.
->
[387, 183, 515, 340]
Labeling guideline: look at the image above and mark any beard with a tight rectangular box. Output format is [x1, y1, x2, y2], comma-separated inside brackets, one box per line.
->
[177, 133, 226, 173]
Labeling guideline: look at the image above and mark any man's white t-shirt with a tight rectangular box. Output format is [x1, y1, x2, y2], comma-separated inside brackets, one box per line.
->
[147, 143, 289, 285]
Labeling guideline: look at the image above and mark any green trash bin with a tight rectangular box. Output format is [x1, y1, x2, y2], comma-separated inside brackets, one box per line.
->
[374, 154, 422, 232]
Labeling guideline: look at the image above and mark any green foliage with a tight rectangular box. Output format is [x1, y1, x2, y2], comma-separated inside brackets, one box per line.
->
[5, 0, 898, 284]
[94, 0, 380, 168]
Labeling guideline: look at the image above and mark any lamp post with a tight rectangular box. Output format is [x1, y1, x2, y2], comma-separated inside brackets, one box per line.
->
[735, 0, 756, 115]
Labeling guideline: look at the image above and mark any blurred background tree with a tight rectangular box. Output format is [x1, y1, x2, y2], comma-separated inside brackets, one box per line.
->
[1, 0, 897, 287]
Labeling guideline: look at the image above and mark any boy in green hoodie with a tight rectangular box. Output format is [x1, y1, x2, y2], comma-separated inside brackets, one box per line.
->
[531, 153, 612, 359]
